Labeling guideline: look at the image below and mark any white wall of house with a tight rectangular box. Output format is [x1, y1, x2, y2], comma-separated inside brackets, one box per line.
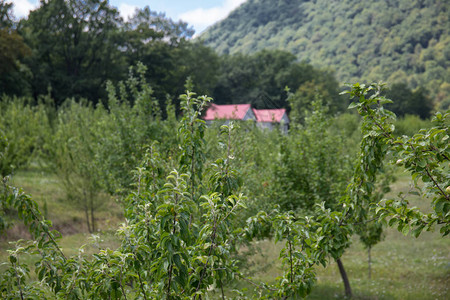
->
[256, 113, 289, 134]
[256, 121, 289, 134]
[280, 113, 289, 134]
[256, 122, 273, 130]
[243, 108, 256, 121]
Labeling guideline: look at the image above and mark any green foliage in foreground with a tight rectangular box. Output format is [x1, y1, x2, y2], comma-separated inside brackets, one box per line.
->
[0, 83, 448, 299]
[345, 83, 449, 236]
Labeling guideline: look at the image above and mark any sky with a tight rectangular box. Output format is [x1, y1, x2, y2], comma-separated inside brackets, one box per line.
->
[8, 0, 247, 35]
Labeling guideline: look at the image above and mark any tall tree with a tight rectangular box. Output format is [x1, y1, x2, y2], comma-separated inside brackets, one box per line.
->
[20, 0, 126, 104]
[121, 7, 205, 107]
[0, 0, 13, 28]
[213, 49, 340, 111]
[385, 83, 434, 119]
[0, 0, 31, 96]
[172, 41, 220, 97]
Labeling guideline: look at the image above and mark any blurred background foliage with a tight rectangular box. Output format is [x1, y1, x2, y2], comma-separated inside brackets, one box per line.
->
[201, 0, 449, 111]
[0, 0, 444, 119]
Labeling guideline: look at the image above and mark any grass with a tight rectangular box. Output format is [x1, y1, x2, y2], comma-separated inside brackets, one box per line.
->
[225, 230, 449, 299]
[306, 170, 450, 299]
[0, 168, 123, 277]
[308, 229, 449, 299]
[1, 168, 449, 299]
[217, 170, 450, 299]
[5, 167, 123, 238]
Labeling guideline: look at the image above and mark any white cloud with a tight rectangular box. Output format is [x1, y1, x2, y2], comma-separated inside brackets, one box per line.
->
[118, 3, 137, 21]
[179, 0, 247, 35]
[10, 0, 38, 19]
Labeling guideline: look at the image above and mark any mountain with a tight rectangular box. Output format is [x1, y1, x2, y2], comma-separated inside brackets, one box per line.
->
[200, 0, 450, 109]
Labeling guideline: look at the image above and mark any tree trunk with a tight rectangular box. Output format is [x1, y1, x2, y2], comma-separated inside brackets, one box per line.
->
[90, 195, 95, 232]
[336, 258, 352, 298]
[84, 206, 91, 233]
[368, 247, 372, 280]
[83, 192, 91, 233]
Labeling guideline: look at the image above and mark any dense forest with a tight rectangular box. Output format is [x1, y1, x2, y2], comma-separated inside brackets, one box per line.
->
[0, 0, 208, 106]
[201, 0, 450, 110]
[0, 0, 437, 118]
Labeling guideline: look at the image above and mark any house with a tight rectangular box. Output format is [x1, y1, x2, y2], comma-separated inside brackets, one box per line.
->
[203, 104, 256, 125]
[253, 108, 289, 134]
[203, 103, 289, 133]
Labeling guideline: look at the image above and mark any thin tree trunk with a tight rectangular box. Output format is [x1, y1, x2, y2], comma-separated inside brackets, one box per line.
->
[336, 258, 352, 298]
[368, 247, 372, 280]
[83, 192, 91, 233]
[90, 194, 95, 232]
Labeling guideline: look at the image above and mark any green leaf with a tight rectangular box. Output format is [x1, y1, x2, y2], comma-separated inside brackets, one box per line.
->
[9, 255, 16, 264]
[348, 102, 359, 109]
[388, 218, 398, 227]
[411, 225, 425, 238]
[401, 225, 410, 236]
[434, 199, 447, 214]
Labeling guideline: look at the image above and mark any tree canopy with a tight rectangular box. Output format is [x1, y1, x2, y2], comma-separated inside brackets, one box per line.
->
[0, 0, 31, 96]
[385, 83, 434, 119]
[2, 0, 204, 107]
[19, 0, 125, 104]
[212, 49, 342, 112]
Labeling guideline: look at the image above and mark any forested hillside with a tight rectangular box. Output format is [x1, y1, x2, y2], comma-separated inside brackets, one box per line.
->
[201, 0, 450, 109]
[0, 0, 439, 117]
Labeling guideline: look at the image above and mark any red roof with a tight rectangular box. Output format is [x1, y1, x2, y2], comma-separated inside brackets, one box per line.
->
[252, 108, 287, 123]
[204, 104, 252, 120]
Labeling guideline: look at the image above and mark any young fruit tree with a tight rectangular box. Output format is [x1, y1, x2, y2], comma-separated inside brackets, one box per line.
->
[0, 82, 448, 299]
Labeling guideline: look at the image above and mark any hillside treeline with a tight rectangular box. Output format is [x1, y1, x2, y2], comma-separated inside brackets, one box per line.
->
[201, 0, 450, 110]
[0, 0, 435, 118]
